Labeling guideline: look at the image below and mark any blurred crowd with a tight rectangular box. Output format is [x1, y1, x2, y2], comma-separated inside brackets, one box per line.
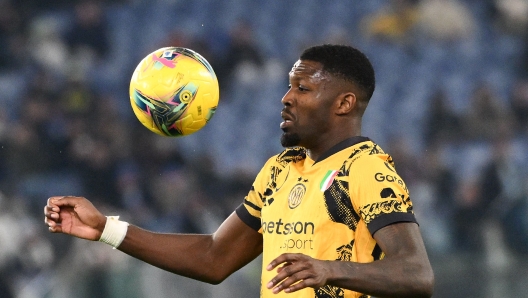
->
[0, 0, 528, 297]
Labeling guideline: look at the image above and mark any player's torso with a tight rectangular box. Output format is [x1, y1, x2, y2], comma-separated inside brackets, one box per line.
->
[261, 156, 352, 260]
[259, 148, 370, 298]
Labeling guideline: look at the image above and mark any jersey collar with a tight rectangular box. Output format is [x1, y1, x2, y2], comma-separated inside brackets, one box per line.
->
[313, 136, 371, 164]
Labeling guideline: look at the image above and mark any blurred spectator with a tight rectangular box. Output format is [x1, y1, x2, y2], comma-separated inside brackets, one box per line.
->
[462, 83, 514, 141]
[115, 162, 154, 226]
[65, 0, 109, 59]
[130, 128, 186, 181]
[361, 0, 420, 44]
[0, 0, 26, 71]
[522, 31, 528, 78]
[215, 19, 265, 93]
[386, 136, 422, 185]
[419, 141, 459, 253]
[0, 108, 9, 180]
[0, 274, 13, 298]
[146, 165, 220, 234]
[5, 90, 67, 185]
[489, 0, 528, 36]
[452, 177, 482, 252]
[59, 79, 95, 117]
[27, 16, 69, 75]
[64, 0, 110, 81]
[72, 136, 121, 208]
[423, 141, 458, 215]
[509, 78, 528, 134]
[92, 93, 131, 160]
[454, 135, 527, 255]
[423, 89, 462, 146]
[0, 192, 55, 297]
[0, 193, 16, 298]
[417, 0, 477, 42]
[479, 137, 528, 254]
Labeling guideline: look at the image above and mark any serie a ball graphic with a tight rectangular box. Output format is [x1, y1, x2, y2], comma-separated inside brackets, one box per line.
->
[129, 47, 219, 137]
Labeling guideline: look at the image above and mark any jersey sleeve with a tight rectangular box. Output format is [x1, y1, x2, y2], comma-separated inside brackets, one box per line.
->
[349, 154, 417, 235]
[235, 156, 276, 232]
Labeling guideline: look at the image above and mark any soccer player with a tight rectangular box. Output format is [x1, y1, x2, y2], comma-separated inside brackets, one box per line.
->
[44, 44, 434, 297]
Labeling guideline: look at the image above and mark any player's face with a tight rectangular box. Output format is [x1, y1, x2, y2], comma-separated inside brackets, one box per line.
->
[280, 60, 336, 149]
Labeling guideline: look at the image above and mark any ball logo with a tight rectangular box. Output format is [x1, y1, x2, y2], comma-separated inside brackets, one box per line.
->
[162, 50, 174, 58]
[288, 183, 306, 209]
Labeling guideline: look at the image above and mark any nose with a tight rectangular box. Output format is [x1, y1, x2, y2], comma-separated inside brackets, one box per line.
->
[281, 89, 293, 106]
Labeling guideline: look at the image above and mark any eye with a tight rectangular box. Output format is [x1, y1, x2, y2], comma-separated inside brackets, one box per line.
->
[287, 84, 292, 90]
[298, 85, 308, 92]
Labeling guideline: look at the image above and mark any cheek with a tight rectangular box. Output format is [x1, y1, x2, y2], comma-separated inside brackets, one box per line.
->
[301, 107, 327, 129]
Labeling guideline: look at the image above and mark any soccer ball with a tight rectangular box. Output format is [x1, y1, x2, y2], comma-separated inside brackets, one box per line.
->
[129, 47, 219, 137]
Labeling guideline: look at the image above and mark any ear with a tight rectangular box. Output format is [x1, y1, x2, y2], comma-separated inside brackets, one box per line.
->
[335, 92, 356, 115]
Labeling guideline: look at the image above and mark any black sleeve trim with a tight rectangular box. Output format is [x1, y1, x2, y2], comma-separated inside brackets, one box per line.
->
[235, 204, 261, 231]
[243, 198, 261, 212]
[367, 212, 417, 235]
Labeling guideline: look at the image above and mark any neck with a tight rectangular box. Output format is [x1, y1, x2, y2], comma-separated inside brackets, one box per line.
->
[306, 131, 363, 161]
[304, 117, 362, 160]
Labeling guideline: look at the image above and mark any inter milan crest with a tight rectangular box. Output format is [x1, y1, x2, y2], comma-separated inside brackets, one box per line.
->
[288, 183, 306, 209]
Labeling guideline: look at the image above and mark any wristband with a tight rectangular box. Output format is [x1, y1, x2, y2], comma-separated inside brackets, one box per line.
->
[99, 216, 129, 249]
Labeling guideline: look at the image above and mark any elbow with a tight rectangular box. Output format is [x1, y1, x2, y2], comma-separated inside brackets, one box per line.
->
[203, 273, 232, 285]
[182, 273, 224, 285]
[416, 267, 435, 298]
[203, 277, 223, 285]
[396, 261, 435, 298]
[199, 268, 232, 285]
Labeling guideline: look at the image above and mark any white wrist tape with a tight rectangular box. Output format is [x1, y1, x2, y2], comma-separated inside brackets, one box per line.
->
[99, 216, 129, 249]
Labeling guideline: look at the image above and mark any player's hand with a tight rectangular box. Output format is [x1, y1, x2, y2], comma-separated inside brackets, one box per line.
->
[266, 253, 332, 294]
[44, 196, 106, 241]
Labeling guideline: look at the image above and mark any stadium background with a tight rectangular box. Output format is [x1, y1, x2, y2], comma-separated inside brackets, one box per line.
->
[1, 0, 528, 297]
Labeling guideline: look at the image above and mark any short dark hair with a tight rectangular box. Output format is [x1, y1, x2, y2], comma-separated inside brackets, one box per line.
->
[300, 44, 376, 101]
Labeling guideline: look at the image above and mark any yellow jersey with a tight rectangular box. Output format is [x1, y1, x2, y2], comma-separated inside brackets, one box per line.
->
[236, 137, 416, 298]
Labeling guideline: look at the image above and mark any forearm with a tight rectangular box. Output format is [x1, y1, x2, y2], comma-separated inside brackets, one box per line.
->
[114, 212, 263, 284]
[117, 225, 225, 284]
[327, 256, 433, 297]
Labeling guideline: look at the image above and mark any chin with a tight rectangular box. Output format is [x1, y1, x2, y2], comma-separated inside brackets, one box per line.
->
[280, 132, 301, 148]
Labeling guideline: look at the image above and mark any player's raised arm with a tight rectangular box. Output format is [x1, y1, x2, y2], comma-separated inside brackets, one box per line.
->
[44, 196, 263, 284]
[266, 222, 434, 297]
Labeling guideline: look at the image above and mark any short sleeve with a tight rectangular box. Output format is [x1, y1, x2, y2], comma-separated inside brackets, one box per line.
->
[235, 156, 276, 232]
[349, 154, 417, 235]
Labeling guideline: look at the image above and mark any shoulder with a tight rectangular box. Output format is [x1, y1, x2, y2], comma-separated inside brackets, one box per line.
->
[347, 142, 393, 170]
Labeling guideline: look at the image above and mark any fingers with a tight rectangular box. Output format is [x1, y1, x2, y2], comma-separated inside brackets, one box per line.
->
[266, 253, 329, 294]
[266, 253, 299, 271]
[267, 263, 310, 294]
[266, 254, 308, 293]
[44, 202, 60, 232]
[45, 218, 63, 233]
[276, 262, 292, 273]
[48, 196, 83, 207]
[44, 196, 81, 233]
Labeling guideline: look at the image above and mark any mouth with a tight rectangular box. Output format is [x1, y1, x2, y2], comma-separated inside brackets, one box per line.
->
[280, 110, 294, 130]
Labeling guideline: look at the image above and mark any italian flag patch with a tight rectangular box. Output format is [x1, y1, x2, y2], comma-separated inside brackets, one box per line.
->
[320, 170, 338, 192]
